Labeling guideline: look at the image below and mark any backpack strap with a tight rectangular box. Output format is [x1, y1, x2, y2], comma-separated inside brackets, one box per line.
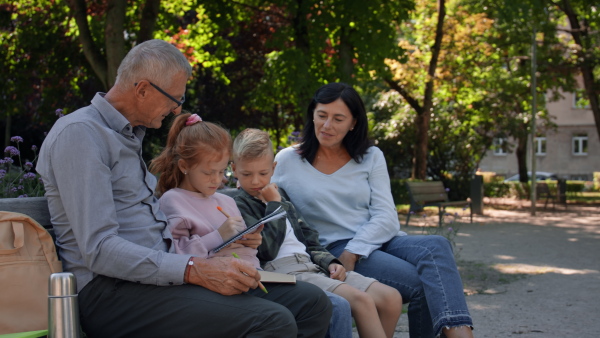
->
[0, 221, 25, 254]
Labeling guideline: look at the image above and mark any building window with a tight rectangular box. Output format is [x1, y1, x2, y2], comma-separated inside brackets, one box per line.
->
[493, 138, 507, 155]
[572, 134, 588, 155]
[573, 90, 591, 109]
[535, 137, 546, 156]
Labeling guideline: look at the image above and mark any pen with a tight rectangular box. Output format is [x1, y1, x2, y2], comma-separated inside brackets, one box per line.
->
[217, 206, 231, 218]
[232, 252, 268, 294]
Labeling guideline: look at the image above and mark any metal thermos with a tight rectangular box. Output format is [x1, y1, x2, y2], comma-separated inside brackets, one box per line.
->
[48, 272, 80, 338]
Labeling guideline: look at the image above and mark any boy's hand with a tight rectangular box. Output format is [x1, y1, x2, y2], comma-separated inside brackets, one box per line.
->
[259, 183, 281, 202]
[338, 250, 360, 272]
[328, 263, 347, 281]
[235, 224, 264, 249]
[217, 216, 246, 240]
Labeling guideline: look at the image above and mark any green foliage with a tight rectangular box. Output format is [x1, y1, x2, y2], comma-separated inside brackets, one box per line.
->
[483, 178, 511, 198]
[390, 178, 410, 205]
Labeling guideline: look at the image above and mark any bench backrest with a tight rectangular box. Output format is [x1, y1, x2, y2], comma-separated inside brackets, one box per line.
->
[0, 197, 51, 228]
[406, 181, 449, 204]
[0, 197, 54, 241]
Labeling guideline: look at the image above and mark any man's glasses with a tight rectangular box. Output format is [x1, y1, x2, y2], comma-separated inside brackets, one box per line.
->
[135, 81, 185, 109]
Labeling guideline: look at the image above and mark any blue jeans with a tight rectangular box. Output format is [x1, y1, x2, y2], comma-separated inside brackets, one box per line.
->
[324, 291, 352, 338]
[327, 235, 472, 338]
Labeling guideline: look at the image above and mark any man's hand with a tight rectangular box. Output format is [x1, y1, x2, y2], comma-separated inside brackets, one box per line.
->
[328, 263, 347, 281]
[186, 257, 260, 295]
[338, 250, 360, 272]
[235, 224, 264, 249]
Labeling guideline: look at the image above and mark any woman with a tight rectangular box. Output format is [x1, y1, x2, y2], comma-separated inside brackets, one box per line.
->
[272, 82, 474, 338]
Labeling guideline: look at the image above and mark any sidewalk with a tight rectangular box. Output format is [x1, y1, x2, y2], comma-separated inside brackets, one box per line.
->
[361, 202, 600, 337]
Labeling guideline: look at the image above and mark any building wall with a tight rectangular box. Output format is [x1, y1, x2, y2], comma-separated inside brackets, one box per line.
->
[479, 89, 599, 180]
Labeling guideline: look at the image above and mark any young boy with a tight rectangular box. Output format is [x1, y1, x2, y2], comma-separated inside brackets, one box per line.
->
[231, 129, 402, 338]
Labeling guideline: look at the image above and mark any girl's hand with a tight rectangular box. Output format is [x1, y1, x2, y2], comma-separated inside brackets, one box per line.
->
[235, 224, 264, 249]
[217, 216, 246, 240]
[338, 250, 360, 272]
[328, 263, 347, 281]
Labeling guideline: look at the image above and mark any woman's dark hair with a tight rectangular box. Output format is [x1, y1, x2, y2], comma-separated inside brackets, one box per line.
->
[298, 82, 372, 164]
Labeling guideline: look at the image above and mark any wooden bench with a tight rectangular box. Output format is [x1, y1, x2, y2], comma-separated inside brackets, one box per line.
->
[405, 181, 473, 227]
[536, 182, 563, 209]
[0, 197, 79, 338]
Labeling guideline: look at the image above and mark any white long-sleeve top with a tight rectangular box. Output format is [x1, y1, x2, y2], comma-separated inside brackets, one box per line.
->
[272, 146, 406, 258]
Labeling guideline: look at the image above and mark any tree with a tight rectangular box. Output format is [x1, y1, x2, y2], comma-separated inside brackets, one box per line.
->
[554, 0, 600, 139]
[384, 0, 446, 180]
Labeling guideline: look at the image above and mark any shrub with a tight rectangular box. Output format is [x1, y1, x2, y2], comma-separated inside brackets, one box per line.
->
[1, 136, 45, 198]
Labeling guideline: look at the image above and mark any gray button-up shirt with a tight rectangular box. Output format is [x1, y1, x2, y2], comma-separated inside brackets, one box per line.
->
[37, 93, 189, 292]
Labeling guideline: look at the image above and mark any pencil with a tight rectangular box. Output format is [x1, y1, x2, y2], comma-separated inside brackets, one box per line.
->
[217, 206, 231, 218]
[232, 252, 268, 294]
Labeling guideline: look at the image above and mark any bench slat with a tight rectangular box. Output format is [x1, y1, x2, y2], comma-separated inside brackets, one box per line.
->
[405, 181, 472, 227]
[0, 197, 51, 228]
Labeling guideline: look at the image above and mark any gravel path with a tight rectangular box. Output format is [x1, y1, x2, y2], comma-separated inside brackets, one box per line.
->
[353, 203, 600, 337]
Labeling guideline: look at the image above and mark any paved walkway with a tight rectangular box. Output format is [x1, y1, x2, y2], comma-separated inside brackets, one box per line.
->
[356, 203, 600, 337]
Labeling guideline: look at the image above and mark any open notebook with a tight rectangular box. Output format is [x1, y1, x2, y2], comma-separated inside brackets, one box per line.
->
[212, 206, 287, 253]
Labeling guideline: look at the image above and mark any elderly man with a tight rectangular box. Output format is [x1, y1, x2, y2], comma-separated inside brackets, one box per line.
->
[37, 39, 332, 338]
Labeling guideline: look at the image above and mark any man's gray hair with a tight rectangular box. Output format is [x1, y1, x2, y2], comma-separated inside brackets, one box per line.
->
[115, 39, 192, 88]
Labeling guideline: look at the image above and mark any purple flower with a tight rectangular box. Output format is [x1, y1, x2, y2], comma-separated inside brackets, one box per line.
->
[23, 172, 36, 180]
[31, 145, 38, 151]
[10, 187, 17, 193]
[454, 212, 459, 217]
[18, 194, 28, 198]
[3, 157, 14, 164]
[24, 162, 33, 170]
[0, 169, 6, 179]
[445, 188, 450, 192]
[4, 146, 19, 157]
[447, 227, 453, 232]
[55, 108, 64, 117]
[10, 136, 23, 143]
[291, 131, 301, 137]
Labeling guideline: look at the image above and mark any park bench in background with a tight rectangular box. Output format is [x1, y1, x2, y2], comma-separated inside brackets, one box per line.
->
[0, 197, 80, 338]
[405, 181, 473, 227]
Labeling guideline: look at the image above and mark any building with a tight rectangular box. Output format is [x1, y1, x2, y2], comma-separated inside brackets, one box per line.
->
[478, 87, 599, 181]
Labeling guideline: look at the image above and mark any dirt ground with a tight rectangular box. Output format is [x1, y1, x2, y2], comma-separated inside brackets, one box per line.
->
[356, 200, 600, 337]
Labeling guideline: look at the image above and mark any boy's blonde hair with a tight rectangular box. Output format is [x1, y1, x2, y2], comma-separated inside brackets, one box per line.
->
[233, 128, 274, 162]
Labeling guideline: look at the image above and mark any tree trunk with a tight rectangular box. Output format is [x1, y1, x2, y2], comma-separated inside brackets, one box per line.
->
[560, 0, 600, 139]
[105, 0, 126, 89]
[516, 129, 528, 183]
[137, 0, 161, 44]
[338, 26, 354, 84]
[414, 0, 446, 179]
[66, 0, 109, 90]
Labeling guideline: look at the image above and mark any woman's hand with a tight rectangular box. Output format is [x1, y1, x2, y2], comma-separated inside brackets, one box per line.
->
[234, 224, 264, 249]
[338, 250, 360, 271]
[217, 216, 246, 240]
[328, 263, 347, 281]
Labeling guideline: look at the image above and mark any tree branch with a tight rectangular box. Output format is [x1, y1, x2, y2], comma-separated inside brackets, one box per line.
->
[384, 78, 423, 115]
[65, 0, 108, 90]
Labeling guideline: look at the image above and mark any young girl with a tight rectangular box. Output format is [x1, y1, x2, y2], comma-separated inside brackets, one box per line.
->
[232, 128, 403, 338]
[150, 113, 261, 267]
